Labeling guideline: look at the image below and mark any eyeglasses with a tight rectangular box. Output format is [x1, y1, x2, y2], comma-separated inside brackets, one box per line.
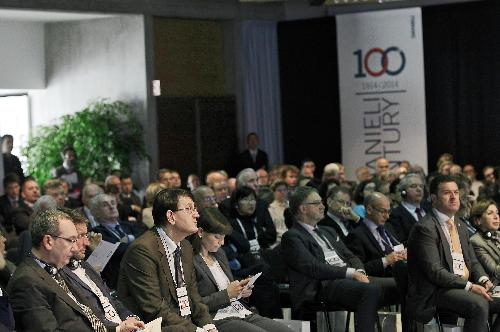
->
[52, 235, 78, 244]
[372, 207, 391, 215]
[78, 233, 89, 239]
[303, 200, 323, 206]
[408, 184, 425, 189]
[176, 206, 198, 215]
[239, 197, 256, 203]
[335, 199, 352, 207]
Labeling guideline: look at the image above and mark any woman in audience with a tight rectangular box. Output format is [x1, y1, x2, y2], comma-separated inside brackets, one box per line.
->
[224, 186, 282, 318]
[141, 182, 167, 228]
[470, 200, 500, 283]
[192, 208, 292, 332]
[267, 181, 288, 247]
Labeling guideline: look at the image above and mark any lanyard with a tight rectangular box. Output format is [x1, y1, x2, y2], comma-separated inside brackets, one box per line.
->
[235, 218, 258, 240]
[157, 227, 184, 287]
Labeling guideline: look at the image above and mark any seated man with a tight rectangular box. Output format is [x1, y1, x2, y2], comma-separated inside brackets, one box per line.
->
[118, 189, 216, 332]
[90, 193, 141, 289]
[60, 208, 144, 331]
[281, 187, 380, 331]
[407, 175, 500, 331]
[11, 176, 40, 235]
[347, 192, 405, 278]
[387, 174, 426, 244]
[319, 186, 361, 243]
[7, 209, 109, 331]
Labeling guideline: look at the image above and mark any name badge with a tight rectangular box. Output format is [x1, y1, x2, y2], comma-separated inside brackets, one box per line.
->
[452, 252, 466, 277]
[231, 300, 246, 313]
[176, 287, 191, 316]
[248, 239, 261, 254]
[324, 250, 346, 267]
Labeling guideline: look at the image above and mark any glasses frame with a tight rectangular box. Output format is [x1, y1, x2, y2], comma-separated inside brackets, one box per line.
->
[52, 235, 78, 244]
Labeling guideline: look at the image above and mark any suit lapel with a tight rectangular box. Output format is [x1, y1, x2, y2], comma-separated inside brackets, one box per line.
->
[361, 222, 385, 255]
[194, 255, 218, 290]
[154, 230, 179, 301]
[62, 267, 93, 294]
[456, 221, 471, 266]
[27, 259, 87, 317]
[293, 223, 325, 260]
[431, 214, 454, 269]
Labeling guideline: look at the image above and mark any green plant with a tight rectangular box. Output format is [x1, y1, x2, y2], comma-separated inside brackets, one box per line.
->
[22, 100, 147, 186]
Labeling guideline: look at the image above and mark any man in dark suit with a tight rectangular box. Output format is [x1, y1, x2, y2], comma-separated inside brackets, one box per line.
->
[237, 132, 269, 171]
[0, 174, 21, 234]
[407, 175, 500, 331]
[7, 209, 109, 331]
[388, 174, 426, 244]
[51, 146, 83, 200]
[90, 193, 141, 289]
[119, 175, 142, 222]
[281, 186, 380, 331]
[60, 208, 144, 331]
[11, 177, 40, 234]
[347, 192, 405, 278]
[118, 188, 216, 332]
[319, 186, 361, 243]
[1, 135, 23, 182]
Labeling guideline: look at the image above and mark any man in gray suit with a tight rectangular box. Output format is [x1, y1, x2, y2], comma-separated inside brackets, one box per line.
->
[407, 175, 500, 331]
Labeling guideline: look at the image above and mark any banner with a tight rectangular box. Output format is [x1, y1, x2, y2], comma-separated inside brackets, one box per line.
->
[336, 8, 427, 180]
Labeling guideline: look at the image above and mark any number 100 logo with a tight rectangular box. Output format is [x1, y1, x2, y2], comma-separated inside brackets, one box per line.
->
[353, 47, 406, 78]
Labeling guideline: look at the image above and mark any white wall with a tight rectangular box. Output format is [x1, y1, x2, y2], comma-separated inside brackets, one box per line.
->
[0, 21, 45, 89]
[29, 15, 150, 186]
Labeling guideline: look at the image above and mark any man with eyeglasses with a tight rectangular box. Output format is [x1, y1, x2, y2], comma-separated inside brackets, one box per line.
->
[319, 186, 360, 243]
[347, 192, 405, 278]
[192, 186, 218, 209]
[281, 187, 380, 331]
[90, 193, 142, 289]
[388, 174, 426, 244]
[7, 209, 110, 331]
[60, 208, 145, 332]
[118, 188, 217, 332]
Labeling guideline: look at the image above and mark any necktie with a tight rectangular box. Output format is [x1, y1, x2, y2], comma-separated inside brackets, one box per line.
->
[342, 218, 353, 232]
[12, 200, 18, 208]
[415, 208, 423, 221]
[54, 273, 106, 332]
[446, 219, 470, 280]
[174, 246, 185, 287]
[313, 228, 334, 250]
[377, 226, 394, 255]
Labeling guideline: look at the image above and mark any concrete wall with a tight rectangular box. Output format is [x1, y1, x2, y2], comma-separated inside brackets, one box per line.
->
[29, 15, 151, 186]
[0, 21, 45, 89]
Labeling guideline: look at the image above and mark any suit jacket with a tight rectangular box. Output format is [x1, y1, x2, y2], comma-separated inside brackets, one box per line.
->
[237, 149, 268, 171]
[2, 154, 23, 182]
[0, 195, 19, 233]
[7, 257, 97, 332]
[117, 228, 212, 331]
[470, 231, 500, 283]
[347, 221, 400, 277]
[193, 249, 240, 316]
[406, 212, 487, 323]
[318, 213, 358, 244]
[281, 222, 364, 315]
[92, 221, 143, 289]
[61, 261, 133, 326]
[388, 204, 420, 245]
[10, 201, 33, 235]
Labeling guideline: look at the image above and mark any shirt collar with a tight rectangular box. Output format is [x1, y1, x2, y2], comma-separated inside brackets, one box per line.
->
[159, 227, 179, 254]
[298, 221, 316, 235]
[327, 210, 341, 223]
[433, 208, 454, 225]
[363, 218, 379, 232]
[402, 201, 420, 211]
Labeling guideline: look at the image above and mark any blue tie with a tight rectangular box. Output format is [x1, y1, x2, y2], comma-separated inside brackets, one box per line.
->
[377, 226, 393, 255]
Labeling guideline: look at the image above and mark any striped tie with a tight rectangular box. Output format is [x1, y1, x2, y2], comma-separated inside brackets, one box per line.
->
[54, 273, 107, 332]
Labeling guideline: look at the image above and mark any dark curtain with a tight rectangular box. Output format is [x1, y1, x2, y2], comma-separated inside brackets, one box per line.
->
[423, 0, 500, 173]
[277, 0, 500, 175]
[277, 17, 341, 172]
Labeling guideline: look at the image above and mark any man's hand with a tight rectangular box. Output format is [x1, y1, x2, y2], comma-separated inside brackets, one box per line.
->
[339, 207, 360, 222]
[385, 252, 406, 265]
[88, 232, 102, 252]
[353, 271, 369, 283]
[118, 317, 145, 332]
[470, 284, 493, 301]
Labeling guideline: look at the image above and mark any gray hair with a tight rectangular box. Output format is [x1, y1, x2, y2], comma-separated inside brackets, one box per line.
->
[33, 195, 58, 215]
[236, 168, 257, 188]
[364, 192, 388, 208]
[398, 173, 424, 191]
[89, 193, 114, 217]
[31, 209, 71, 248]
[192, 186, 213, 206]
